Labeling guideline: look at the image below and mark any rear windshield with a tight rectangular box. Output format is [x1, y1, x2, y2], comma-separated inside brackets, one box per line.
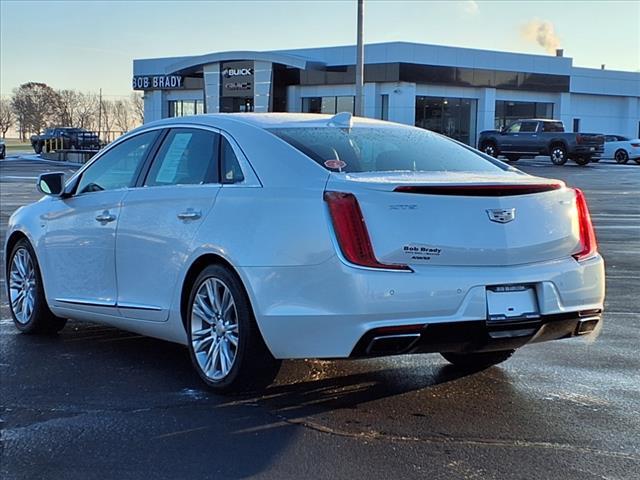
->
[269, 127, 504, 173]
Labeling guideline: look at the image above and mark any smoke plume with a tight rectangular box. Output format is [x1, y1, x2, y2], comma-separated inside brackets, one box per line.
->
[521, 19, 561, 54]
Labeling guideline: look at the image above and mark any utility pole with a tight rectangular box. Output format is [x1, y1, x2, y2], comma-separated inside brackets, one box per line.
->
[98, 88, 103, 136]
[354, 0, 364, 116]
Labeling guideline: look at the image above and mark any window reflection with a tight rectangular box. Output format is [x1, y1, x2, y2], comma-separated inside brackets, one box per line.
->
[415, 96, 477, 146]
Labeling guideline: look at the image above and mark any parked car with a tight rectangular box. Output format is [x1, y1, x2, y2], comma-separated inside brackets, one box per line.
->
[30, 127, 101, 154]
[5, 113, 605, 393]
[601, 135, 640, 164]
[478, 119, 604, 166]
[0, 139, 5, 159]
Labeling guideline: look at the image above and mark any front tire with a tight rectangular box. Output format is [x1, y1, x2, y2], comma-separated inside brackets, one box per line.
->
[7, 239, 67, 334]
[441, 349, 515, 369]
[186, 264, 281, 393]
[614, 149, 629, 164]
[33, 142, 42, 154]
[481, 142, 498, 158]
[550, 145, 568, 165]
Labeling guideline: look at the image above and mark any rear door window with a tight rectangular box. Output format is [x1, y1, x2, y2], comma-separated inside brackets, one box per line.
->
[145, 128, 220, 186]
[520, 122, 538, 133]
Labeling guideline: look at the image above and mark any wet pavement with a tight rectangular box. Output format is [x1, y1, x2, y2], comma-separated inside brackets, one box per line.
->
[1, 155, 639, 479]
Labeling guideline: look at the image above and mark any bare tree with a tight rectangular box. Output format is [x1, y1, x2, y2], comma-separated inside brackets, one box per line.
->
[56, 89, 81, 126]
[113, 99, 131, 133]
[0, 98, 15, 138]
[75, 92, 98, 130]
[130, 92, 144, 126]
[11, 82, 60, 139]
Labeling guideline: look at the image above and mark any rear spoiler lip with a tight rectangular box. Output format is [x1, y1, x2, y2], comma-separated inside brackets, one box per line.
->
[393, 183, 564, 196]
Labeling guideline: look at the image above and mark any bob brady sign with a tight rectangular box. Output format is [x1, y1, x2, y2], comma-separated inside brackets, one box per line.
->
[221, 61, 254, 98]
[132, 75, 184, 90]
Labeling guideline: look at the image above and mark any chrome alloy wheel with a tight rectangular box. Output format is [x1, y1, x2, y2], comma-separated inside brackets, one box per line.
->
[483, 144, 496, 157]
[9, 247, 36, 324]
[190, 277, 239, 381]
[551, 147, 566, 164]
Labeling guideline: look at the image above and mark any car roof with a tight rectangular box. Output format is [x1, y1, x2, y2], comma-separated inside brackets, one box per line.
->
[140, 112, 396, 131]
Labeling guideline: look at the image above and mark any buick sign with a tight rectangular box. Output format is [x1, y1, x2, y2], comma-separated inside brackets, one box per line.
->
[223, 67, 254, 77]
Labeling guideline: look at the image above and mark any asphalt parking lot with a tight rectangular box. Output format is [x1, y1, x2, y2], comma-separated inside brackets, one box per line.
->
[1, 154, 639, 480]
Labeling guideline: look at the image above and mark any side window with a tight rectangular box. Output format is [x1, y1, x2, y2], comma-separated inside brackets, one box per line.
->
[520, 122, 538, 133]
[506, 122, 521, 133]
[605, 136, 615, 142]
[145, 128, 219, 187]
[221, 137, 244, 183]
[76, 130, 158, 194]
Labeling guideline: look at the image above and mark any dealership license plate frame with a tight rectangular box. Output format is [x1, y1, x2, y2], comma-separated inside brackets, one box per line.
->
[486, 285, 540, 321]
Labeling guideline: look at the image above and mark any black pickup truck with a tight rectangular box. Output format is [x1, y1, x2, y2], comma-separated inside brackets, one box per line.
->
[31, 127, 101, 154]
[477, 119, 604, 165]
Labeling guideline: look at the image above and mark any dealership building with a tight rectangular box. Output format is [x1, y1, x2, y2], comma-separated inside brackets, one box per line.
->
[133, 42, 640, 146]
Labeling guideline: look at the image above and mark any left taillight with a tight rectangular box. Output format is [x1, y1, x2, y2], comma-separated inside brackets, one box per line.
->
[323, 191, 411, 271]
[572, 188, 598, 262]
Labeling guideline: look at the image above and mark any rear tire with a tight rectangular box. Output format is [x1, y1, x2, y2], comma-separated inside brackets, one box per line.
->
[549, 144, 568, 165]
[614, 149, 629, 164]
[574, 156, 590, 166]
[505, 155, 519, 162]
[441, 349, 515, 369]
[7, 239, 67, 334]
[186, 264, 281, 393]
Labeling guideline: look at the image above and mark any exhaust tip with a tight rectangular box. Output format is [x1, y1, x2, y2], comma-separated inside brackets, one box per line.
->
[576, 317, 600, 335]
[365, 333, 420, 355]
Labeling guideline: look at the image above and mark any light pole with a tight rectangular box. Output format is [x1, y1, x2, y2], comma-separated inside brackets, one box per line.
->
[354, 0, 364, 117]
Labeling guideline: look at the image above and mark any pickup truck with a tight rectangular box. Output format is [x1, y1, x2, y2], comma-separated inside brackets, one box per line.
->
[477, 119, 604, 165]
[31, 127, 101, 154]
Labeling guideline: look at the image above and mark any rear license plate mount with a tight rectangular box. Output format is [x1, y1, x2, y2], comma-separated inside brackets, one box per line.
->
[486, 285, 540, 321]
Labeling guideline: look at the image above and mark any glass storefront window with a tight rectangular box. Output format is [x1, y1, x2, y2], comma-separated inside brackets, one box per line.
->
[168, 99, 206, 118]
[415, 96, 477, 145]
[321, 97, 337, 114]
[302, 96, 355, 115]
[494, 101, 554, 129]
[336, 96, 354, 114]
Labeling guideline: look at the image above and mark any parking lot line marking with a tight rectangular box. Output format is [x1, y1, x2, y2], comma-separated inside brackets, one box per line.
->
[153, 426, 209, 439]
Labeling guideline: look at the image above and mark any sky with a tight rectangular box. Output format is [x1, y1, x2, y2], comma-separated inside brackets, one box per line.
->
[1, 0, 639, 99]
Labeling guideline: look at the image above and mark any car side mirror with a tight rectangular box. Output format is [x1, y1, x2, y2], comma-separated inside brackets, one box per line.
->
[37, 172, 65, 196]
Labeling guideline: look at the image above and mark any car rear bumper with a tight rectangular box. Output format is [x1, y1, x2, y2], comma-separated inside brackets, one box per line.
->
[350, 309, 601, 357]
[241, 255, 605, 359]
[573, 145, 604, 156]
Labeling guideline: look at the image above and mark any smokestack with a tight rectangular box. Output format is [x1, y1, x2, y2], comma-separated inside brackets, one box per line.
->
[555, 49, 563, 57]
[601, 64, 605, 70]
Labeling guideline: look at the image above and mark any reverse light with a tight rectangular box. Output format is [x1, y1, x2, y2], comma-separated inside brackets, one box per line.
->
[324, 191, 411, 271]
[572, 188, 598, 262]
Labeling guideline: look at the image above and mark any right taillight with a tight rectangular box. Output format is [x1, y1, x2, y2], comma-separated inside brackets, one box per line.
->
[324, 191, 411, 271]
[572, 188, 598, 262]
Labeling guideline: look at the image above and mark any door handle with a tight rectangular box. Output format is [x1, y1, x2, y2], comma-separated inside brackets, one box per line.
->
[177, 210, 202, 221]
[95, 211, 116, 224]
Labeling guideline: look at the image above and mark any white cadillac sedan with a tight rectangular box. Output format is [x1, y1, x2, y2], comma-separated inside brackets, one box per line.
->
[5, 113, 605, 392]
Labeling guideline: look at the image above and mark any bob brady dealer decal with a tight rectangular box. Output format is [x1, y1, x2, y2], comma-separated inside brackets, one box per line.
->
[133, 75, 184, 90]
[403, 244, 442, 262]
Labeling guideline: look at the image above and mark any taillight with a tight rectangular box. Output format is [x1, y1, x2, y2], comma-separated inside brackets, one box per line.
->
[630, 143, 640, 148]
[324, 191, 411, 271]
[576, 134, 582, 144]
[572, 188, 598, 262]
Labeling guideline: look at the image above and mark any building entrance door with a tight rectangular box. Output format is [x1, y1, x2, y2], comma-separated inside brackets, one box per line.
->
[220, 97, 254, 113]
